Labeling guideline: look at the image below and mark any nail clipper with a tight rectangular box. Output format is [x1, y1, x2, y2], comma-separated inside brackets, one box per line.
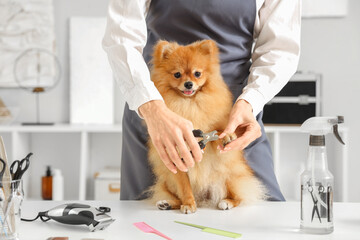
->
[192, 129, 219, 149]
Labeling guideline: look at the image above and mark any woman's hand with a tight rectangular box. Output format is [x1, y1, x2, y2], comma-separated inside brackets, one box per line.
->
[218, 99, 262, 152]
[139, 100, 203, 174]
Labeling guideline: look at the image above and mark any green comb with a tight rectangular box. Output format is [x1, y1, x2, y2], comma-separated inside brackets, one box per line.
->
[174, 221, 242, 238]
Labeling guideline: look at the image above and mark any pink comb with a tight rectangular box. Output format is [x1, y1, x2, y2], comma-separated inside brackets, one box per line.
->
[133, 222, 172, 240]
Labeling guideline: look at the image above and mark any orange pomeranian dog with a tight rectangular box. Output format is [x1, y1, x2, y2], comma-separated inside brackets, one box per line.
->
[148, 39, 265, 214]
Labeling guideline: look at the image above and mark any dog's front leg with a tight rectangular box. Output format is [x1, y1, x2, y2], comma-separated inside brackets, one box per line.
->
[174, 171, 197, 214]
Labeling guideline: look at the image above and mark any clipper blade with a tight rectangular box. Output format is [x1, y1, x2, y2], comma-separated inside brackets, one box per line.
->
[89, 216, 115, 232]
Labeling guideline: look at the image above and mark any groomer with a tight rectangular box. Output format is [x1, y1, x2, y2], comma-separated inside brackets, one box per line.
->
[102, 0, 301, 201]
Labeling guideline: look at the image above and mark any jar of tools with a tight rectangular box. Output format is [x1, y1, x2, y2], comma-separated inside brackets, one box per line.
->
[0, 179, 24, 240]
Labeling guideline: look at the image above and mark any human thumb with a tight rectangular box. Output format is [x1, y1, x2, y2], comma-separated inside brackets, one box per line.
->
[219, 121, 238, 139]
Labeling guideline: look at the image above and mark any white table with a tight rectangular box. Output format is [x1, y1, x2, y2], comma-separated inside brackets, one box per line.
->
[19, 201, 360, 240]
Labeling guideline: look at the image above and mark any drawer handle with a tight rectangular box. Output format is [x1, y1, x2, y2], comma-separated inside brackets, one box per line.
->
[108, 183, 120, 193]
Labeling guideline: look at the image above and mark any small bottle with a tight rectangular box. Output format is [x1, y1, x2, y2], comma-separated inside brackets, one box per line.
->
[52, 169, 64, 201]
[300, 116, 345, 234]
[42, 166, 52, 200]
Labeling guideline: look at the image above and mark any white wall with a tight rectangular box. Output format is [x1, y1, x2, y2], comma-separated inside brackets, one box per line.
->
[0, 0, 110, 123]
[298, 0, 360, 201]
[0, 0, 359, 200]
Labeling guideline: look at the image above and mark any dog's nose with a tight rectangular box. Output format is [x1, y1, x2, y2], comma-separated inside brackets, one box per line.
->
[184, 81, 193, 89]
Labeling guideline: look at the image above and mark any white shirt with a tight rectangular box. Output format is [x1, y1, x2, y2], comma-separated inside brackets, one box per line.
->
[102, 0, 301, 117]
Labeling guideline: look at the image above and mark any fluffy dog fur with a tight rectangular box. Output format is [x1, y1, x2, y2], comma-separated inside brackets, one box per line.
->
[148, 39, 265, 214]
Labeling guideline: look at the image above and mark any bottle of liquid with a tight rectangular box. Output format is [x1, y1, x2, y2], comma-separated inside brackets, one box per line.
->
[300, 116, 345, 234]
[52, 169, 64, 201]
[42, 166, 52, 200]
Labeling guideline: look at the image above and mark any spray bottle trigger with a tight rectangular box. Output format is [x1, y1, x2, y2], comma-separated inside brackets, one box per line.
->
[337, 116, 344, 124]
[333, 124, 345, 145]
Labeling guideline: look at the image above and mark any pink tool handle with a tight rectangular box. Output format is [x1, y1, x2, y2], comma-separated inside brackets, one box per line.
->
[153, 230, 172, 240]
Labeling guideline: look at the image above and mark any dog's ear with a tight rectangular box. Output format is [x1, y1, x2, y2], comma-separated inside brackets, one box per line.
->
[153, 40, 177, 61]
[193, 40, 219, 56]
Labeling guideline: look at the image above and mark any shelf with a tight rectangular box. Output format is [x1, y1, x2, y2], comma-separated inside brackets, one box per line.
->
[0, 124, 123, 133]
[0, 124, 349, 201]
[264, 124, 348, 133]
[0, 124, 123, 201]
[0, 123, 347, 133]
[264, 125, 301, 133]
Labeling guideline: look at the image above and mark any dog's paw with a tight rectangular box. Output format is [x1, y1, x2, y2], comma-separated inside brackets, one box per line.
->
[156, 200, 172, 210]
[180, 204, 197, 214]
[218, 199, 234, 210]
[221, 133, 237, 147]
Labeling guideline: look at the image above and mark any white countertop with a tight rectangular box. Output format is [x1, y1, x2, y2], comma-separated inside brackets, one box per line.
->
[19, 201, 360, 240]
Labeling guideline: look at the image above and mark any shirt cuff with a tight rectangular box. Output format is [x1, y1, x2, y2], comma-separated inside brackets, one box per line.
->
[123, 83, 164, 119]
[237, 89, 267, 118]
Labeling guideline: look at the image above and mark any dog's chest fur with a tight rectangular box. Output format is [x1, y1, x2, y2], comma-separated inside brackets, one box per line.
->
[162, 84, 233, 206]
[187, 145, 228, 206]
[164, 91, 228, 131]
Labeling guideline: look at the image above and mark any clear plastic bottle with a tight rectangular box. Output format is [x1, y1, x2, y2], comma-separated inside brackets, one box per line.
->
[300, 116, 344, 234]
[300, 142, 333, 234]
[52, 169, 64, 201]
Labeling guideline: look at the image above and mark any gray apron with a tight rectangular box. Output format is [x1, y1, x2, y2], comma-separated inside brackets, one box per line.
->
[121, 0, 285, 201]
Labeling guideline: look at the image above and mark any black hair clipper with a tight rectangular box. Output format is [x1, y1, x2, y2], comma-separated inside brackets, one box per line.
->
[22, 203, 115, 231]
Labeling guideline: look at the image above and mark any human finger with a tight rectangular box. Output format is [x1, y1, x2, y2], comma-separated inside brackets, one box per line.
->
[183, 130, 202, 163]
[153, 141, 177, 174]
[221, 125, 261, 151]
[174, 132, 195, 169]
[219, 118, 239, 139]
[164, 140, 188, 172]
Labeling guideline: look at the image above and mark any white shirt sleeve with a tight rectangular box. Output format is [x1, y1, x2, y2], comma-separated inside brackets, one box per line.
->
[238, 0, 301, 117]
[102, 0, 162, 117]
[103, 0, 301, 118]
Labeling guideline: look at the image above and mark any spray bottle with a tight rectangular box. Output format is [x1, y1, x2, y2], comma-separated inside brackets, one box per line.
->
[300, 116, 345, 234]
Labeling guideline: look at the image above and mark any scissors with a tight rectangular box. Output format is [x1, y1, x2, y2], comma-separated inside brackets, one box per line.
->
[308, 185, 322, 223]
[9, 153, 32, 191]
[0, 158, 9, 236]
[0, 158, 5, 192]
[0, 158, 6, 202]
[192, 129, 219, 150]
[1, 153, 32, 234]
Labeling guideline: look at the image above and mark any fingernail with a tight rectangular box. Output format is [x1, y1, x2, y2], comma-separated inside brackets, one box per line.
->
[219, 133, 225, 138]
[201, 149, 204, 154]
[173, 170, 177, 174]
[224, 147, 230, 151]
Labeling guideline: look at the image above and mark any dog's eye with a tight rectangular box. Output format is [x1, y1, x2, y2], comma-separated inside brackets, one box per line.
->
[194, 71, 201, 78]
[174, 72, 181, 78]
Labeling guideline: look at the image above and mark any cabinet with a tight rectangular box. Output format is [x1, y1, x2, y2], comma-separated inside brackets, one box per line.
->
[0, 124, 348, 201]
[265, 125, 349, 202]
[0, 124, 122, 200]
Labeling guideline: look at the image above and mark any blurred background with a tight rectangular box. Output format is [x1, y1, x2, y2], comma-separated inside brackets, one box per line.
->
[0, 0, 358, 202]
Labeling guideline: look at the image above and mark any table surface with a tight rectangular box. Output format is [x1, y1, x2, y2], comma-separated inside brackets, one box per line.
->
[18, 201, 360, 240]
